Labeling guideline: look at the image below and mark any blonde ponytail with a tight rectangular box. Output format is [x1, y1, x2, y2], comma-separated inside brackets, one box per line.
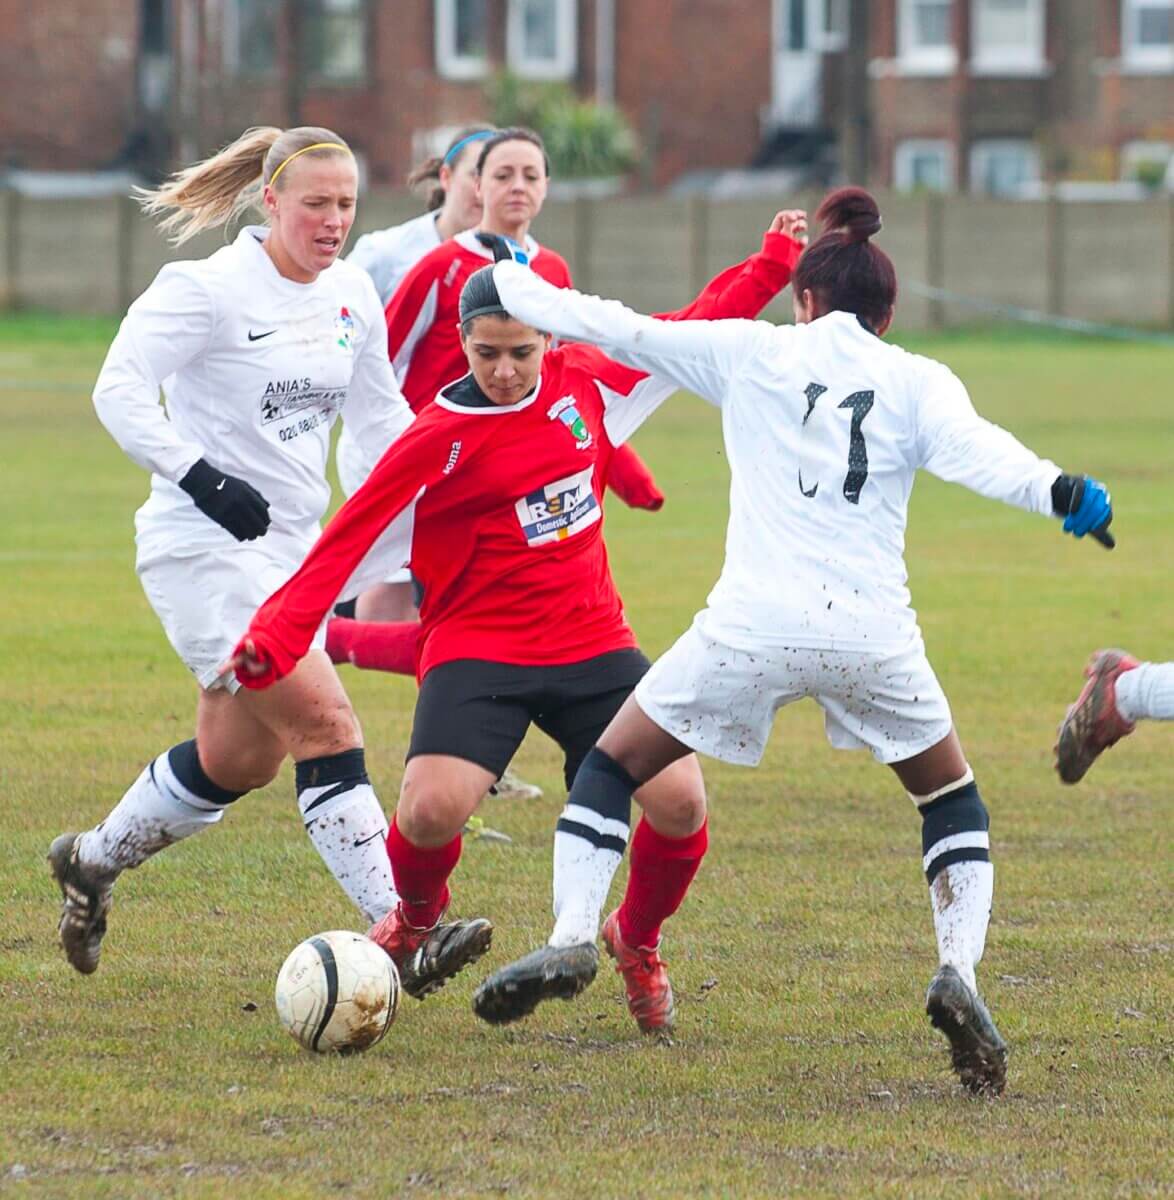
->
[136, 125, 352, 245]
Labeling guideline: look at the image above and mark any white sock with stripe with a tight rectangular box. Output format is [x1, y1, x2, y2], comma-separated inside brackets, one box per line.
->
[914, 767, 993, 994]
[548, 802, 631, 948]
[295, 750, 397, 924]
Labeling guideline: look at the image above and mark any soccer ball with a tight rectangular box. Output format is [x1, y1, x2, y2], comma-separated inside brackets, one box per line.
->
[274, 930, 400, 1054]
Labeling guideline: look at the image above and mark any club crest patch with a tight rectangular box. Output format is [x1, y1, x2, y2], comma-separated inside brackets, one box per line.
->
[335, 306, 355, 353]
[547, 393, 592, 450]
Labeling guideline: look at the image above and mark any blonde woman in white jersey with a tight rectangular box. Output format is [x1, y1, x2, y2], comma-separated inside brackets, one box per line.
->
[481, 187, 1116, 1094]
[48, 127, 492, 999]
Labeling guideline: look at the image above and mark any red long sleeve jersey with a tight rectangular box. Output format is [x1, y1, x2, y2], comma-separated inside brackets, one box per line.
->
[238, 231, 803, 689]
[386, 230, 572, 413]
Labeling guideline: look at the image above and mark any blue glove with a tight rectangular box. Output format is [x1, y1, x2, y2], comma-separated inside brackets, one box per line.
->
[1051, 473, 1113, 544]
[475, 231, 530, 265]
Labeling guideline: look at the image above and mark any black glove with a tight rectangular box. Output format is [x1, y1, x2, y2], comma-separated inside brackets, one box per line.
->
[475, 231, 530, 265]
[1051, 473, 1114, 548]
[179, 458, 271, 542]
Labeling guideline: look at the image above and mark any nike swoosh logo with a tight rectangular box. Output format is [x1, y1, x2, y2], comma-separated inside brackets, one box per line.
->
[248, 329, 277, 341]
[215, 480, 226, 491]
[353, 832, 383, 848]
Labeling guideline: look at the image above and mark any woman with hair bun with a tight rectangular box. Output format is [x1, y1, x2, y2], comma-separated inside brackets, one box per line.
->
[480, 186, 1117, 1095]
[47, 126, 492, 1000]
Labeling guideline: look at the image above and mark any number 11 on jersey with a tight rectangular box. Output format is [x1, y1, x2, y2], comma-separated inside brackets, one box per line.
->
[796, 382, 875, 505]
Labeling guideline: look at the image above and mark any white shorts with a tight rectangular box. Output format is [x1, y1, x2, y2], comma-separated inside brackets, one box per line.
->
[137, 529, 327, 693]
[635, 616, 953, 767]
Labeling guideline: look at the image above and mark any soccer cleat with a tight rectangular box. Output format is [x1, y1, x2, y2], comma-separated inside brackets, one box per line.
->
[601, 909, 675, 1034]
[47, 833, 116, 976]
[488, 768, 543, 802]
[1055, 648, 1139, 784]
[472, 942, 600, 1025]
[925, 965, 1008, 1096]
[367, 904, 493, 999]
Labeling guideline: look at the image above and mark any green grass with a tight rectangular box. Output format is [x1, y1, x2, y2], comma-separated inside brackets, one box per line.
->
[1, 319, 1171, 1198]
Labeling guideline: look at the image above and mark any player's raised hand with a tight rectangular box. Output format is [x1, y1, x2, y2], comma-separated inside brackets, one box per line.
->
[769, 209, 808, 244]
[1051, 473, 1115, 548]
[475, 231, 530, 265]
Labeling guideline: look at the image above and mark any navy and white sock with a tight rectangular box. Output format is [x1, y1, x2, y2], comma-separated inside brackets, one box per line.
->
[77, 740, 243, 875]
[549, 747, 638, 948]
[295, 749, 397, 924]
[914, 767, 993, 994]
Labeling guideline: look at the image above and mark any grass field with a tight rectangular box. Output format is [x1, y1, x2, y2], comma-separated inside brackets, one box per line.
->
[1, 315, 1171, 1198]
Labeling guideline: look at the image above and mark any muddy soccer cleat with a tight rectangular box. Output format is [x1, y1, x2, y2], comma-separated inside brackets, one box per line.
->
[488, 767, 544, 802]
[1055, 648, 1140, 784]
[925, 965, 1008, 1096]
[367, 904, 493, 999]
[472, 942, 600, 1025]
[48, 833, 116, 976]
[601, 909, 676, 1034]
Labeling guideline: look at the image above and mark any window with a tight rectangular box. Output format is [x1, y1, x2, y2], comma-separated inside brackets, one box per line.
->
[223, 0, 280, 76]
[775, 0, 848, 53]
[894, 139, 955, 191]
[971, 0, 1045, 73]
[435, 0, 489, 80]
[1122, 0, 1174, 69]
[1120, 140, 1171, 185]
[897, 0, 957, 73]
[823, 0, 849, 49]
[507, 0, 577, 80]
[304, 0, 367, 83]
[969, 138, 1040, 195]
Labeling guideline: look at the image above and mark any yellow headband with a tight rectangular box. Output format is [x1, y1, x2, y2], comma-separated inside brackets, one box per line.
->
[268, 142, 352, 188]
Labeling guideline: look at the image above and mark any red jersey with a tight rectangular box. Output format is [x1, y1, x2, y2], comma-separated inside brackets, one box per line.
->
[386, 229, 572, 413]
[237, 231, 803, 689]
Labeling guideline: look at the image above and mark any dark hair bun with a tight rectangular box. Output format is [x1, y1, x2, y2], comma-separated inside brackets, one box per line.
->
[816, 186, 882, 243]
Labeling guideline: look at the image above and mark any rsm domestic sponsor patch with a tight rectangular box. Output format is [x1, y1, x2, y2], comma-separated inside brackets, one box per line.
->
[514, 467, 600, 546]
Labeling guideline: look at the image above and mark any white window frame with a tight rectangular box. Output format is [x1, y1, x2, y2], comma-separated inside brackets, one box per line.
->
[222, 0, 280, 77]
[970, 0, 1047, 75]
[894, 138, 956, 191]
[969, 138, 1040, 196]
[897, 0, 957, 74]
[1122, 0, 1174, 70]
[435, 0, 490, 81]
[506, 0, 578, 81]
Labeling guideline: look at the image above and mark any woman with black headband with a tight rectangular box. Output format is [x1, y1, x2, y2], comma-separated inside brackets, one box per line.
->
[228, 210, 809, 1022]
[47, 126, 492, 1000]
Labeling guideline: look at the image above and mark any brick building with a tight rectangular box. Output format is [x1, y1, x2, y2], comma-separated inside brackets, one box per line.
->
[1, 1, 1171, 193]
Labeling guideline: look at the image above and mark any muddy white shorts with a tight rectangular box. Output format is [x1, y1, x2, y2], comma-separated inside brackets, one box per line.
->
[137, 527, 328, 693]
[634, 614, 953, 766]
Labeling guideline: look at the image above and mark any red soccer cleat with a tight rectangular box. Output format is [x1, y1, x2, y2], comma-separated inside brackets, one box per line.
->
[368, 904, 492, 999]
[1055, 648, 1140, 784]
[601, 909, 675, 1034]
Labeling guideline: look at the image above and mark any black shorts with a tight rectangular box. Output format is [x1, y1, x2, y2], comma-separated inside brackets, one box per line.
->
[408, 649, 651, 790]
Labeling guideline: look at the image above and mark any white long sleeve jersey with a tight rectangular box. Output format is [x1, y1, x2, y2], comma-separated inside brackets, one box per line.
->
[347, 210, 442, 306]
[494, 261, 1062, 654]
[94, 226, 413, 548]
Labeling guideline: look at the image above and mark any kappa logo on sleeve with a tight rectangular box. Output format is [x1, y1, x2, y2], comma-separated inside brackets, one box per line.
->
[514, 467, 601, 546]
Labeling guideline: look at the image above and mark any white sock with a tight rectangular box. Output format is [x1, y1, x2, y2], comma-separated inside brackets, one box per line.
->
[1114, 661, 1174, 723]
[548, 803, 629, 948]
[298, 778, 397, 924]
[928, 860, 993, 994]
[76, 754, 227, 875]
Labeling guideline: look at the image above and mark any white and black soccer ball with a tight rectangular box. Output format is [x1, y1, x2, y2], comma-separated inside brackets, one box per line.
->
[274, 930, 400, 1054]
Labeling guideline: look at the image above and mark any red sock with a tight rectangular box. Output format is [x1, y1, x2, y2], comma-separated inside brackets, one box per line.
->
[606, 443, 665, 511]
[385, 817, 462, 929]
[325, 617, 419, 676]
[618, 818, 708, 949]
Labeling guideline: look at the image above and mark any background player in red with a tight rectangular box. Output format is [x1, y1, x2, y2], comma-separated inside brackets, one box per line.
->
[227, 213, 807, 1018]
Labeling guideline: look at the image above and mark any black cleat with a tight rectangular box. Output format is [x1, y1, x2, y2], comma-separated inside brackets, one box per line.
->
[369, 907, 494, 999]
[926, 965, 1009, 1096]
[47, 833, 116, 976]
[473, 942, 600, 1025]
